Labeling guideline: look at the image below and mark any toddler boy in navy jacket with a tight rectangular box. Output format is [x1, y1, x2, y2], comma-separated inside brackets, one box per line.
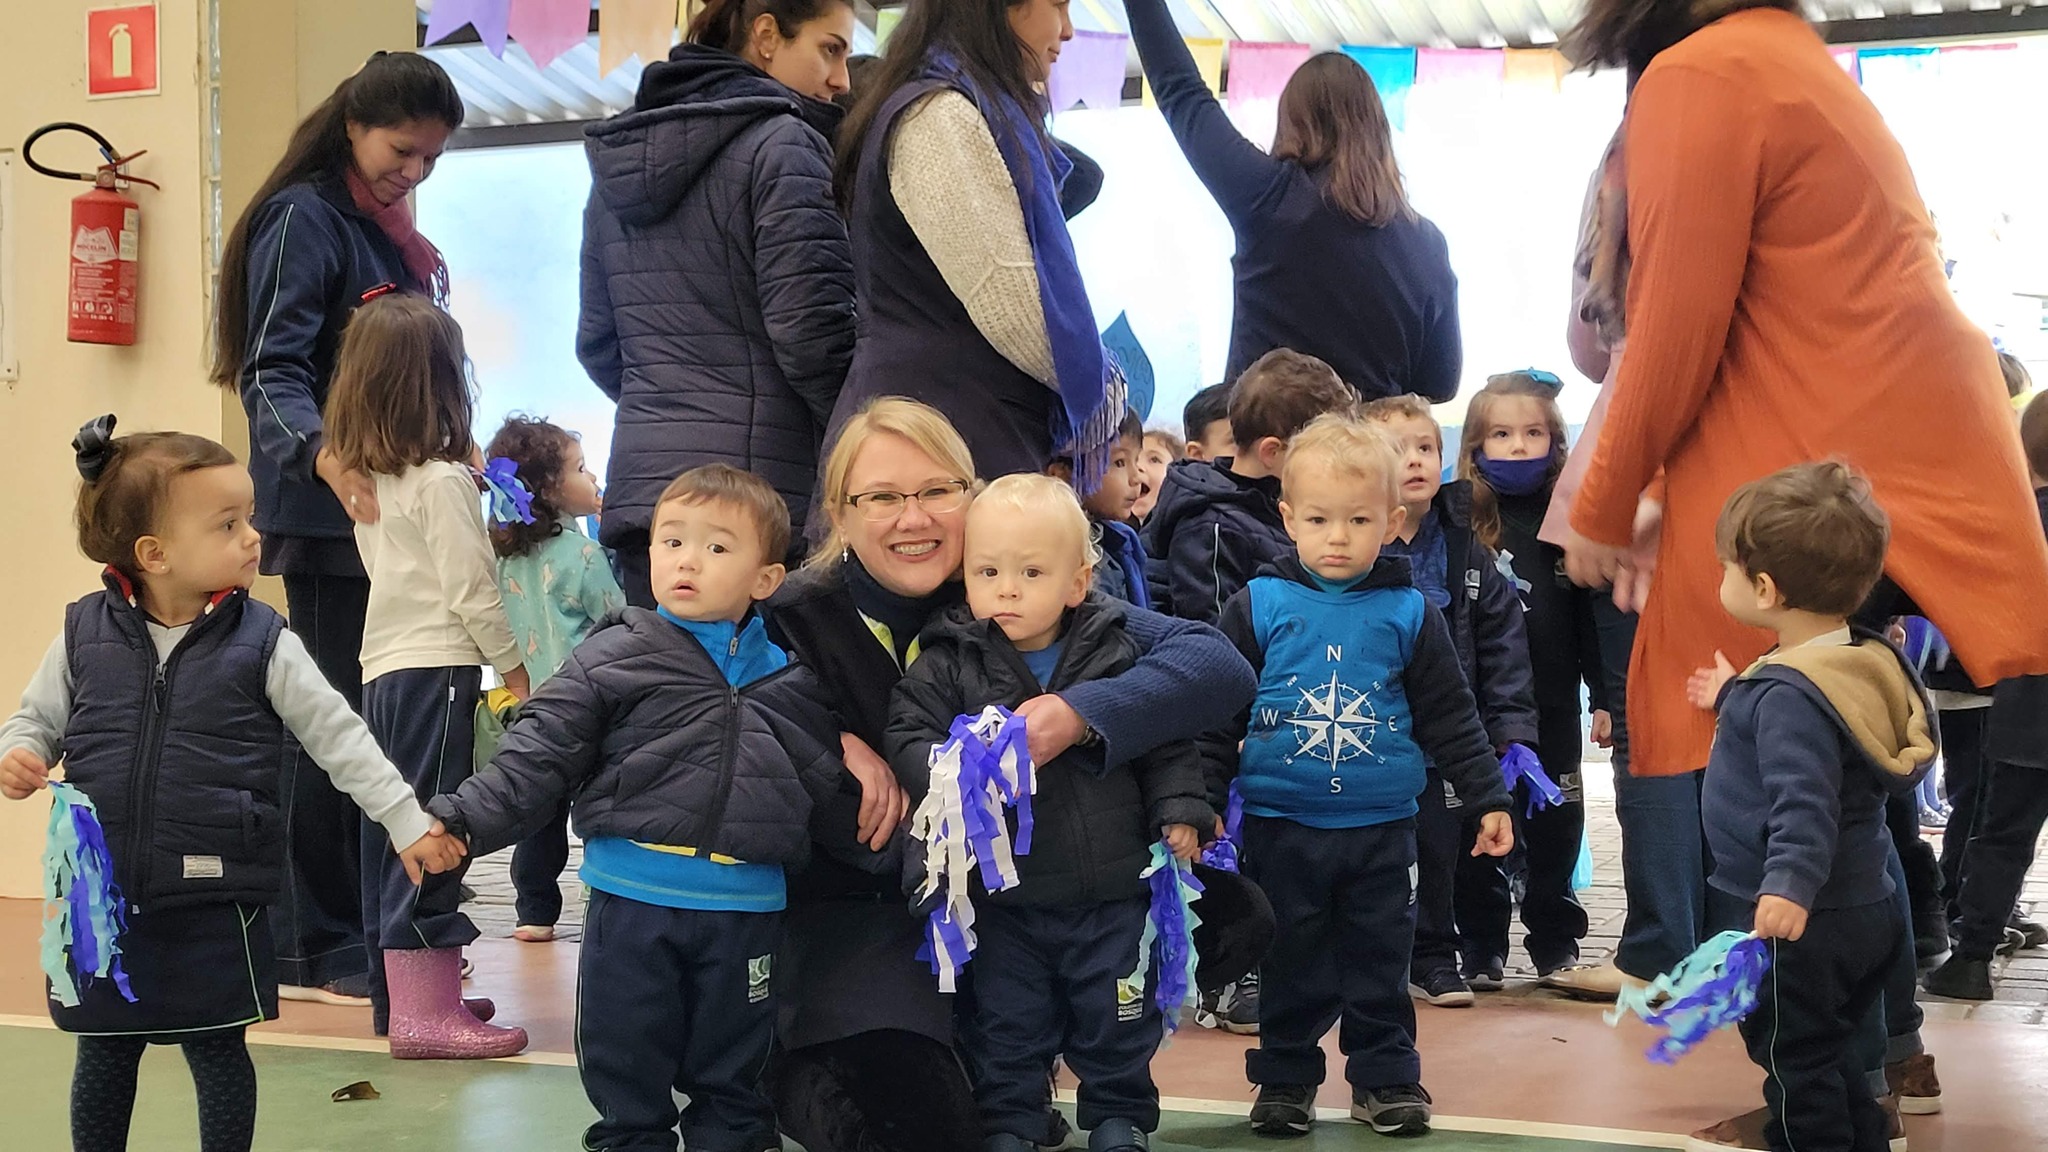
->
[431, 466, 852, 1152]
[1203, 416, 1513, 1138]
[1363, 396, 1542, 1003]
[887, 474, 1216, 1152]
[1142, 350, 1354, 623]
[1687, 463, 1935, 1152]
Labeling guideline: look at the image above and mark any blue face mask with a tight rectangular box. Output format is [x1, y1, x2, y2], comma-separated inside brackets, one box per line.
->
[1476, 455, 1552, 497]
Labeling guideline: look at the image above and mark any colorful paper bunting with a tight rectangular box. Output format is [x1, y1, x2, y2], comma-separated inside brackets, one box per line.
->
[599, 0, 676, 77]
[507, 0, 588, 71]
[1415, 47, 1502, 93]
[1502, 48, 1566, 94]
[1225, 41, 1312, 148]
[1144, 38, 1224, 109]
[425, 0, 512, 57]
[1828, 45, 1860, 82]
[874, 7, 904, 51]
[1049, 29, 1128, 113]
[1339, 46, 1414, 131]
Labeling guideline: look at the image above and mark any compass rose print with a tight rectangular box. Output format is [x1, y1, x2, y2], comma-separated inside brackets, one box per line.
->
[1285, 672, 1386, 785]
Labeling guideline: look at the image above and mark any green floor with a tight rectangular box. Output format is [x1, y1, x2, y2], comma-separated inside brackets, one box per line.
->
[2, 1025, 1662, 1150]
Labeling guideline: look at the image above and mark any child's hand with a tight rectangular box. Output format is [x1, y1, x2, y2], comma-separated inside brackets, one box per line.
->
[1164, 825, 1202, 862]
[1686, 651, 1738, 711]
[1590, 709, 1614, 749]
[0, 748, 51, 800]
[503, 666, 533, 702]
[1471, 811, 1514, 858]
[397, 821, 469, 885]
[1753, 895, 1809, 942]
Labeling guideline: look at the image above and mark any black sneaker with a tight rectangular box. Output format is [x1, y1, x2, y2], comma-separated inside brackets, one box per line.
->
[1223, 970, 1261, 1035]
[1085, 1118, 1147, 1152]
[1923, 955, 1994, 1001]
[1249, 1083, 1316, 1136]
[1914, 924, 1952, 971]
[1352, 1083, 1433, 1136]
[1194, 988, 1224, 1030]
[1462, 955, 1506, 992]
[1408, 968, 1475, 1008]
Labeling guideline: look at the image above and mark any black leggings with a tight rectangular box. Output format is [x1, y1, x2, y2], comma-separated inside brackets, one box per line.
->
[71, 1030, 256, 1152]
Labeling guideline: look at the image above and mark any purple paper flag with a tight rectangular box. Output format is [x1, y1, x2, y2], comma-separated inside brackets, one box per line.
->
[1049, 30, 1129, 114]
[426, 0, 512, 58]
[508, 0, 588, 71]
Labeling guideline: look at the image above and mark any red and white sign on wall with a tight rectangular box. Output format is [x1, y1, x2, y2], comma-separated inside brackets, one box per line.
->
[86, 3, 160, 99]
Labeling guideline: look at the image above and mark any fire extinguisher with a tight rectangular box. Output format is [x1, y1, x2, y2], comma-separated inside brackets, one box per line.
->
[24, 122, 159, 346]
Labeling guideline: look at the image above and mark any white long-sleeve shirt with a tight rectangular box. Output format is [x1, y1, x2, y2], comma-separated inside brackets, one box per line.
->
[355, 460, 523, 684]
[0, 621, 434, 850]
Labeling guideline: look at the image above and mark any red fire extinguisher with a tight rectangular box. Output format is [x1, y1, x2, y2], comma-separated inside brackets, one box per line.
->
[24, 123, 159, 346]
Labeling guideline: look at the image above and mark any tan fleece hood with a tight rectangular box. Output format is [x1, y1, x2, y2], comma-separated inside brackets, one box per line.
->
[1750, 639, 1937, 778]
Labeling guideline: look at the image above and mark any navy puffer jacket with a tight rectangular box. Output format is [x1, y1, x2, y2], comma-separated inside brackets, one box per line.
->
[579, 45, 854, 552]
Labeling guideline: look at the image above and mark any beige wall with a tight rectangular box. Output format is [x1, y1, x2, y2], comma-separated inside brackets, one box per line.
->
[0, 0, 412, 895]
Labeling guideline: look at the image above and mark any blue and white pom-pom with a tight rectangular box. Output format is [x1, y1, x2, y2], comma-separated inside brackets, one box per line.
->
[909, 707, 1035, 992]
[1605, 930, 1771, 1064]
[41, 783, 136, 1007]
[1132, 843, 1205, 1036]
[478, 457, 537, 526]
[1500, 743, 1564, 817]
[1199, 781, 1245, 873]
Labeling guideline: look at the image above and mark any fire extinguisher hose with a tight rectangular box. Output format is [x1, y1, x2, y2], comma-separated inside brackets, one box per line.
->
[24, 123, 159, 190]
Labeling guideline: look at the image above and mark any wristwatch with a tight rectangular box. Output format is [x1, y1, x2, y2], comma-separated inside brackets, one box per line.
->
[1076, 722, 1103, 748]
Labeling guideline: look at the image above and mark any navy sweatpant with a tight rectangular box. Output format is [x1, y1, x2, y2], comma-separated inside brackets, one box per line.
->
[578, 889, 781, 1152]
[1244, 815, 1420, 1090]
[964, 897, 1162, 1137]
[360, 666, 482, 1025]
[1412, 773, 1503, 979]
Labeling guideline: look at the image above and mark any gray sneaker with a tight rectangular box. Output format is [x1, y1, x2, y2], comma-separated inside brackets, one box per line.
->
[1351, 1083, 1432, 1136]
[1250, 1083, 1316, 1136]
[1222, 970, 1261, 1035]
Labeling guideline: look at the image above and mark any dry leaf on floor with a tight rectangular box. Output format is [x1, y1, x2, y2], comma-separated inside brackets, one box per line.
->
[331, 1081, 381, 1103]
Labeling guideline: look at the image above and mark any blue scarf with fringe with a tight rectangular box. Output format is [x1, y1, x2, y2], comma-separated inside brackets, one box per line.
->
[921, 52, 1125, 492]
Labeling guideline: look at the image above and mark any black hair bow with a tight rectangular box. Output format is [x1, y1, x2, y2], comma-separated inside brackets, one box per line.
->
[73, 414, 118, 482]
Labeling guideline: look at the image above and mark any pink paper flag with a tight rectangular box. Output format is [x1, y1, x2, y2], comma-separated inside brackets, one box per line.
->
[1829, 46, 1860, 82]
[1225, 41, 1312, 111]
[426, 0, 512, 57]
[508, 0, 588, 71]
[1415, 47, 1502, 92]
[599, 0, 676, 76]
[1048, 30, 1128, 113]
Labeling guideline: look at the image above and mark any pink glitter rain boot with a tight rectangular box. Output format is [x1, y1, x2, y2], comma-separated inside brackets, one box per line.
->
[383, 948, 526, 1059]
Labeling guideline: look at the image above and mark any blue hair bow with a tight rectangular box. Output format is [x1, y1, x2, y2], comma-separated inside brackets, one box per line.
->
[478, 457, 536, 526]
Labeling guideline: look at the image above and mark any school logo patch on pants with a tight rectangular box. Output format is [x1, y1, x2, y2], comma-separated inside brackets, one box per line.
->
[747, 955, 772, 1004]
[1116, 976, 1145, 1022]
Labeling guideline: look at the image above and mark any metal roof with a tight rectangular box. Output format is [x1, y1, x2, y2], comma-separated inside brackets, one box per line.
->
[420, 0, 2048, 137]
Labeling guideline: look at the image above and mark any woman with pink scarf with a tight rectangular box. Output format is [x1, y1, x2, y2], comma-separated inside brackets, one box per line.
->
[210, 51, 465, 1013]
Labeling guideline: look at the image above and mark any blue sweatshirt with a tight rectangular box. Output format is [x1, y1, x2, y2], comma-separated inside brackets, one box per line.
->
[1204, 555, 1510, 828]
[1702, 630, 1936, 912]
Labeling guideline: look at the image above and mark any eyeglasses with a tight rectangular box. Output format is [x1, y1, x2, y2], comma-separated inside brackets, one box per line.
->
[845, 480, 973, 521]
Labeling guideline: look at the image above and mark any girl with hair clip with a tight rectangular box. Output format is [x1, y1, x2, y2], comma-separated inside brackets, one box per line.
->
[211, 49, 465, 1005]
[0, 416, 464, 1152]
[322, 294, 533, 1059]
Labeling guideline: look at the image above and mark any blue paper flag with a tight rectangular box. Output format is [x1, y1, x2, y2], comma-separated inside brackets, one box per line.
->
[1199, 780, 1244, 873]
[1606, 930, 1771, 1064]
[1135, 844, 1204, 1036]
[1101, 313, 1155, 421]
[41, 783, 136, 1007]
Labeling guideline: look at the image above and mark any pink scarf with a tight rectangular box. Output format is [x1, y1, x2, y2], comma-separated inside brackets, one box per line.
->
[345, 167, 450, 305]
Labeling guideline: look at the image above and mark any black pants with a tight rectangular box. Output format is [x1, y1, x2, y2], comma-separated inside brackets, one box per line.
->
[274, 573, 370, 987]
[360, 666, 482, 1026]
[769, 1031, 980, 1152]
[1462, 785, 1589, 973]
[1737, 900, 1901, 1152]
[70, 1030, 256, 1152]
[1412, 774, 1508, 977]
[578, 889, 780, 1152]
[1883, 789, 1944, 939]
[1952, 760, 2048, 960]
[616, 530, 655, 611]
[1936, 706, 1990, 921]
[510, 801, 571, 927]
[1244, 815, 1419, 1091]
[964, 897, 1161, 1137]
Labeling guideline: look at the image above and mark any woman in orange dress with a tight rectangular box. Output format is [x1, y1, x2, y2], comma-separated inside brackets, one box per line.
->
[1561, 3, 2048, 784]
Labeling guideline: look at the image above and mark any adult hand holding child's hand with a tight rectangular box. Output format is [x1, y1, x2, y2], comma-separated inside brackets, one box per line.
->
[1014, 694, 1088, 766]
[0, 748, 51, 800]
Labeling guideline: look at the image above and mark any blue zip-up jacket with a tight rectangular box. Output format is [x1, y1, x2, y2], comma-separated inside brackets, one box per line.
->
[1094, 517, 1152, 610]
[235, 176, 419, 543]
[1141, 457, 1293, 624]
[1419, 481, 1540, 753]
[1203, 555, 1510, 829]
[1703, 630, 1936, 912]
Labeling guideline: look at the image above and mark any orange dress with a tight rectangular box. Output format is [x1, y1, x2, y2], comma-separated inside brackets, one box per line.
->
[1572, 9, 2048, 777]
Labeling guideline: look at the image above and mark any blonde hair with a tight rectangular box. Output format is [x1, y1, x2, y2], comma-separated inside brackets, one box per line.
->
[1360, 394, 1436, 431]
[972, 473, 1103, 569]
[1282, 414, 1403, 509]
[808, 397, 980, 568]
[1456, 373, 1570, 550]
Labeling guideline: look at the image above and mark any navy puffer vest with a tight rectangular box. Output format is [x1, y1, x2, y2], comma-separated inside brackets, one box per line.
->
[62, 576, 289, 911]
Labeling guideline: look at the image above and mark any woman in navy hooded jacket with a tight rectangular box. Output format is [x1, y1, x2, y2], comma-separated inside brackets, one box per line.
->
[579, 0, 858, 603]
[1125, 0, 1462, 401]
[210, 51, 464, 1003]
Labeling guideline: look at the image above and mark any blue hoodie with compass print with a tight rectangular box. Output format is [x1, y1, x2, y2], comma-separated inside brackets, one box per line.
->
[1201, 554, 1511, 829]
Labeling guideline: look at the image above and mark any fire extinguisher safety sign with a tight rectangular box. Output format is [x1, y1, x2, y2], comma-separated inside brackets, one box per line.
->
[87, 4, 160, 99]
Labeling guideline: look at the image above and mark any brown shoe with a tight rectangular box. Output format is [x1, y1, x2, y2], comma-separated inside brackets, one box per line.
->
[1686, 1107, 1770, 1151]
[1885, 1054, 1941, 1115]
[1878, 1095, 1908, 1152]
